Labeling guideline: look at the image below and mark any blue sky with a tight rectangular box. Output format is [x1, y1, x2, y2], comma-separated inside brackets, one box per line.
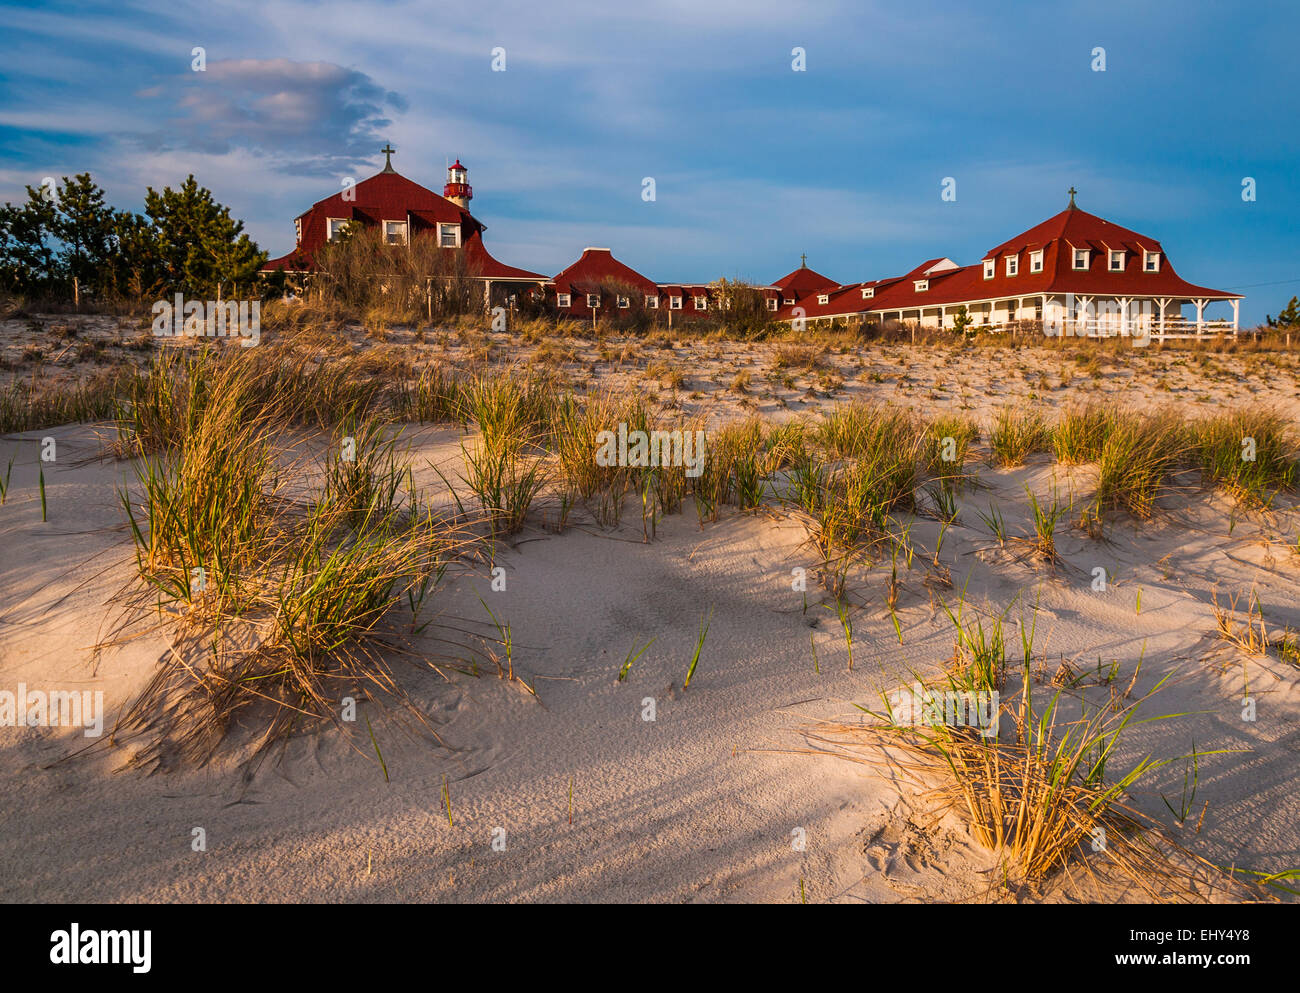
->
[1, 0, 1297, 323]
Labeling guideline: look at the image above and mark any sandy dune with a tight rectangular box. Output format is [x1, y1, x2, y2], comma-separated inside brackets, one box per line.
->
[2, 381, 1298, 901]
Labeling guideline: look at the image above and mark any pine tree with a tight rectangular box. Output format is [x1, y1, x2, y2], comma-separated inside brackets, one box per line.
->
[1266, 296, 1299, 328]
[48, 174, 119, 304]
[143, 175, 266, 298]
[0, 190, 58, 295]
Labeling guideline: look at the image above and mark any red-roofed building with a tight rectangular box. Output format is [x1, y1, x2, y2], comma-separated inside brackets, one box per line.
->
[261, 148, 545, 307]
[773, 193, 1242, 337]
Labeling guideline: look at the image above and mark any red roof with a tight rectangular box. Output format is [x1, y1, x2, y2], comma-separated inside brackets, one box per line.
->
[773, 206, 1239, 322]
[551, 248, 658, 295]
[261, 167, 542, 280]
[772, 264, 839, 299]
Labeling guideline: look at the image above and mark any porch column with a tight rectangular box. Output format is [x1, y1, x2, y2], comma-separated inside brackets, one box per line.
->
[1194, 298, 1206, 334]
[1157, 298, 1169, 336]
[1118, 297, 1131, 337]
[1230, 299, 1240, 333]
[484, 279, 493, 312]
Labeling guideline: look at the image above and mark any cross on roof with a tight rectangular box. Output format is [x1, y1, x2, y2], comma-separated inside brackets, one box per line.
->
[381, 143, 396, 173]
[1067, 186, 1078, 208]
[800, 253, 807, 268]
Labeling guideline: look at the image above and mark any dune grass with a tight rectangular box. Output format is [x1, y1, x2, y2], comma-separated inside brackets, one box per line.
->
[1192, 407, 1297, 507]
[989, 407, 1050, 467]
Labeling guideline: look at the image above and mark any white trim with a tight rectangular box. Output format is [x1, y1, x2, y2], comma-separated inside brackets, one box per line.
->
[1004, 255, 1019, 277]
[646, 295, 659, 309]
[1144, 250, 1161, 273]
[326, 217, 349, 242]
[1109, 249, 1125, 271]
[914, 279, 928, 292]
[586, 293, 601, 308]
[616, 294, 630, 309]
[384, 219, 409, 246]
[556, 292, 571, 308]
[1029, 249, 1044, 273]
[861, 286, 874, 299]
[766, 297, 778, 311]
[669, 296, 683, 310]
[437, 222, 461, 248]
[983, 259, 995, 279]
[694, 295, 708, 310]
[1073, 247, 1089, 270]
[817, 293, 829, 304]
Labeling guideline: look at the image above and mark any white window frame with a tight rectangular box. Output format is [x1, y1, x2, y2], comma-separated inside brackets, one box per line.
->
[1029, 249, 1044, 273]
[646, 295, 659, 309]
[861, 286, 874, 299]
[1073, 248, 1089, 270]
[437, 222, 461, 248]
[1109, 249, 1125, 272]
[1005, 255, 1019, 277]
[782, 297, 794, 306]
[914, 280, 928, 292]
[1144, 250, 1161, 272]
[983, 259, 995, 279]
[384, 220, 409, 246]
[327, 217, 349, 242]
[694, 296, 707, 310]
[817, 294, 829, 304]
[616, 295, 630, 309]
[669, 296, 683, 310]
[766, 297, 778, 311]
[586, 293, 600, 309]
[556, 293, 571, 308]
[294, 218, 302, 244]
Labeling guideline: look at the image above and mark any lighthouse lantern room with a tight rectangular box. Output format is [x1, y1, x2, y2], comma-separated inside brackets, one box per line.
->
[443, 159, 472, 209]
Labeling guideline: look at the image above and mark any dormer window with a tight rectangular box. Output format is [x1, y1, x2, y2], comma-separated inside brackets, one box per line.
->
[294, 218, 302, 244]
[556, 293, 571, 308]
[914, 280, 928, 292]
[1029, 250, 1044, 273]
[646, 295, 659, 309]
[669, 296, 683, 310]
[861, 286, 874, 299]
[1005, 255, 1019, 277]
[384, 220, 408, 246]
[766, 298, 778, 311]
[694, 296, 707, 310]
[586, 293, 600, 308]
[1144, 251, 1161, 272]
[437, 223, 461, 248]
[983, 259, 995, 279]
[327, 217, 349, 242]
[782, 297, 794, 305]
[1073, 248, 1089, 270]
[616, 295, 630, 309]
[1109, 249, 1125, 271]
[817, 294, 829, 305]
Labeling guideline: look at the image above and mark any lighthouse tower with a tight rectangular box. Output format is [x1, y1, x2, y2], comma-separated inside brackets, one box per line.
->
[443, 159, 472, 209]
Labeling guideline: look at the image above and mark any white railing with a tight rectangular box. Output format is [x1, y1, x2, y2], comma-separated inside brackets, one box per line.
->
[960, 318, 1240, 338]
